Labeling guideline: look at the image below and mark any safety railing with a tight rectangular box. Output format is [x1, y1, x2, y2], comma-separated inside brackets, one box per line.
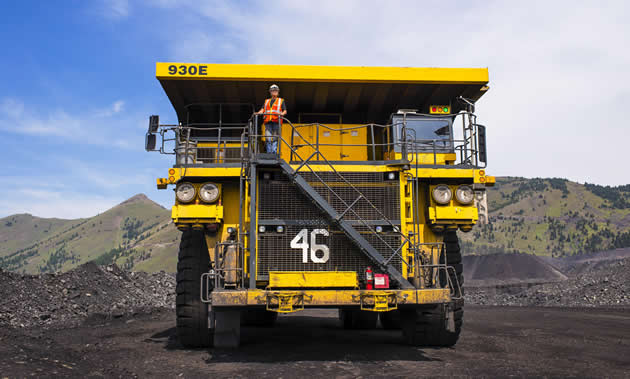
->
[149, 109, 486, 168]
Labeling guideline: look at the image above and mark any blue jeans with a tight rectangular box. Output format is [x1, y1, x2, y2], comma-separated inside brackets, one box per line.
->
[264, 122, 280, 154]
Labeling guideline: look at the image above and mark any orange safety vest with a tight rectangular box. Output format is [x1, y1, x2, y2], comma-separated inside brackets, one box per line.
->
[263, 97, 284, 124]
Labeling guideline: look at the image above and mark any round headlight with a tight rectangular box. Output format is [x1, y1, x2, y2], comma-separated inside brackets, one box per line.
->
[176, 182, 196, 203]
[455, 185, 474, 205]
[432, 185, 452, 205]
[199, 183, 219, 203]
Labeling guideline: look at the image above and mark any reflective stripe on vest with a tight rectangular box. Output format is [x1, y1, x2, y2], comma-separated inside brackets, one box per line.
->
[264, 97, 283, 123]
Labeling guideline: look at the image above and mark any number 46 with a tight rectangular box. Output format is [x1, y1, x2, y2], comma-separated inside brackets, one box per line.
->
[290, 228, 330, 263]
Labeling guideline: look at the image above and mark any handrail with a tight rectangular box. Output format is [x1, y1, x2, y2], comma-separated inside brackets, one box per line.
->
[150, 108, 486, 168]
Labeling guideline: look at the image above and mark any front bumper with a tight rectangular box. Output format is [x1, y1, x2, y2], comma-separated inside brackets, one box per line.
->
[210, 288, 452, 312]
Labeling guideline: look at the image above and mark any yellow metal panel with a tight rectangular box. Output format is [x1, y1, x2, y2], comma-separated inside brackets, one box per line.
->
[157, 62, 489, 84]
[169, 167, 242, 181]
[278, 123, 368, 162]
[168, 165, 469, 179]
[431, 204, 479, 222]
[172, 203, 223, 220]
[211, 288, 451, 307]
[268, 271, 358, 288]
[409, 168, 475, 178]
[341, 126, 368, 161]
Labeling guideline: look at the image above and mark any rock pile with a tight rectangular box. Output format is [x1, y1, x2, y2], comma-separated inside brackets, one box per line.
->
[0, 262, 175, 329]
[463, 252, 567, 287]
[466, 257, 630, 307]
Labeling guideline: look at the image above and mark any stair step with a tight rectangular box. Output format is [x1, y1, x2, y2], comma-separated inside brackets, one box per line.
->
[277, 161, 412, 289]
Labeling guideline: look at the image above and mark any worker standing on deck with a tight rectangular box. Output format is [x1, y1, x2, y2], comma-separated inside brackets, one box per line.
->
[256, 84, 287, 154]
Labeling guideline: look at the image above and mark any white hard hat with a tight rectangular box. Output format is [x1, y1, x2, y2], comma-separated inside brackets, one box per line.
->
[269, 84, 279, 91]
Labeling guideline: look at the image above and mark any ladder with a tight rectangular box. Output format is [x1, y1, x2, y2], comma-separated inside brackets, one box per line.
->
[241, 117, 416, 289]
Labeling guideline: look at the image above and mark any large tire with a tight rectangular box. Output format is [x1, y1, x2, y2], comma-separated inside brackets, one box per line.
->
[176, 230, 211, 348]
[339, 309, 378, 329]
[241, 309, 278, 327]
[380, 310, 401, 329]
[443, 231, 464, 297]
[401, 304, 462, 347]
[401, 231, 464, 346]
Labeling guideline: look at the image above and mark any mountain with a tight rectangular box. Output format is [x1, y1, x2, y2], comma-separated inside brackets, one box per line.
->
[0, 194, 179, 274]
[459, 177, 630, 257]
[2, 178, 630, 274]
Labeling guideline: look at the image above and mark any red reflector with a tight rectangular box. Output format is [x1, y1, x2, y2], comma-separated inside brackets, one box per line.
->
[374, 274, 389, 289]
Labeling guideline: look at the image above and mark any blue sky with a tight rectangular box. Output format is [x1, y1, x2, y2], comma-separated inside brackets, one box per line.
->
[1, 1, 629, 218]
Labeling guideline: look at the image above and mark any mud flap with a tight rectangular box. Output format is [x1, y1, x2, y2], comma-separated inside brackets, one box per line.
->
[445, 305, 455, 333]
[214, 310, 241, 348]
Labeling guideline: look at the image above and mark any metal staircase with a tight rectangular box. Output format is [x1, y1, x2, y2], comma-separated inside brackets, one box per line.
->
[241, 116, 416, 289]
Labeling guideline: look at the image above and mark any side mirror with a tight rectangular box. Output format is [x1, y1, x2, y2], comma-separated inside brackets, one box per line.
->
[477, 124, 487, 163]
[149, 115, 159, 133]
[145, 133, 157, 151]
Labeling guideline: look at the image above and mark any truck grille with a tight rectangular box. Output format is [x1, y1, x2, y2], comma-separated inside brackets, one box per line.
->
[258, 172, 399, 221]
[257, 171, 401, 280]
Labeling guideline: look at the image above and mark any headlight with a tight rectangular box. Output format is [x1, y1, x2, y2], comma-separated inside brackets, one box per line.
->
[199, 183, 219, 203]
[432, 185, 452, 205]
[455, 185, 474, 205]
[176, 182, 196, 203]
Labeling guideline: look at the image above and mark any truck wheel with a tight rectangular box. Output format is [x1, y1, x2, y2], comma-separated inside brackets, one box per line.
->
[443, 231, 464, 297]
[400, 304, 462, 347]
[176, 230, 211, 348]
[241, 309, 278, 327]
[339, 309, 378, 329]
[401, 231, 464, 346]
[380, 310, 401, 329]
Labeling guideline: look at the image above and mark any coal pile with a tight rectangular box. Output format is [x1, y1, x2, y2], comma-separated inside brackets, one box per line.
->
[466, 257, 630, 307]
[0, 262, 175, 329]
[463, 253, 567, 287]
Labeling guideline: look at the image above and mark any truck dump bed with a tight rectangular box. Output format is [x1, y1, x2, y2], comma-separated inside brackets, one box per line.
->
[156, 63, 489, 124]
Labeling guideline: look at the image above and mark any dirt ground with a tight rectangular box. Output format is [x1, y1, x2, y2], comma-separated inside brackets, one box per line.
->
[1, 306, 629, 378]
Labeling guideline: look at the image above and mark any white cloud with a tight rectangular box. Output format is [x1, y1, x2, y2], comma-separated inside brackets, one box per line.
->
[0, 98, 24, 119]
[58, 158, 153, 190]
[101, 0, 130, 19]
[0, 98, 142, 150]
[148, 0, 630, 185]
[95, 100, 125, 117]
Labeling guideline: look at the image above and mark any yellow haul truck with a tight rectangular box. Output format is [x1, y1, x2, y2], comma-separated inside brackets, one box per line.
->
[146, 63, 494, 348]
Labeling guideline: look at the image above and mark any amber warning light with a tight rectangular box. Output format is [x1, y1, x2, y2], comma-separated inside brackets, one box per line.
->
[430, 105, 450, 114]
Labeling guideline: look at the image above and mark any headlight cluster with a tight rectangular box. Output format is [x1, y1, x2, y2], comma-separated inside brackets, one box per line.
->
[432, 185, 452, 205]
[455, 185, 474, 205]
[175, 182, 220, 203]
[175, 183, 196, 203]
[432, 185, 474, 205]
[199, 183, 219, 203]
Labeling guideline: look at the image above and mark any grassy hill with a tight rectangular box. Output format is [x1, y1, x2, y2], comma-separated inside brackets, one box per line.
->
[2, 178, 629, 274]
[0, 195, 179, 274]
[459, 177, 630, 257]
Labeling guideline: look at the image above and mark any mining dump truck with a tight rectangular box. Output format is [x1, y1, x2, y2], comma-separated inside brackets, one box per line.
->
[146, 63, 494, 348]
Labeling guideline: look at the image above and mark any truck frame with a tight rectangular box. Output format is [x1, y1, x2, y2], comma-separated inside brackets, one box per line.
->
[146, 63, 493, 348]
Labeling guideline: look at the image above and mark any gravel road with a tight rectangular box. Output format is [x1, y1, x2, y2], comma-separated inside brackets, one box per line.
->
[1, 306, 628, 378]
